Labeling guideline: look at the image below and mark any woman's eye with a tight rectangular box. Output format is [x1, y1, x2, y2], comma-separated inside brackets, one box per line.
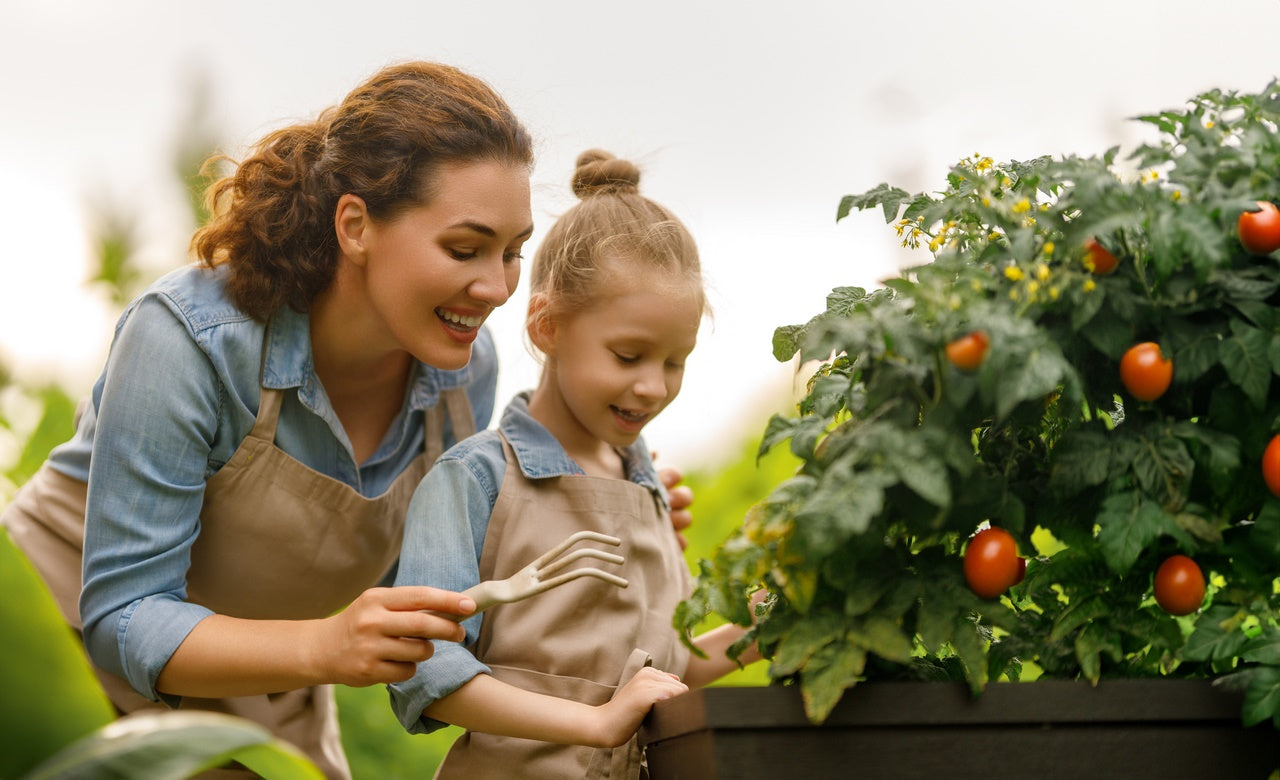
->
[614, 352, 639, 364]
[448, 248, 479, 260]
[503, 251, 524, 264]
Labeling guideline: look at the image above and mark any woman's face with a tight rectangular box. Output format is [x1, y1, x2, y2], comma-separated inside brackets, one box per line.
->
[360, 159, 533, 370]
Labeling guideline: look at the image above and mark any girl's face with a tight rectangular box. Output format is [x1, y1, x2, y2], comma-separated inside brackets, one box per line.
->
[360, 159, 533, 370]
[534, 269, 702, 452]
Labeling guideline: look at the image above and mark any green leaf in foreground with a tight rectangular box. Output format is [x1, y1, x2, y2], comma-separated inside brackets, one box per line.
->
[24, 711, 323, 780]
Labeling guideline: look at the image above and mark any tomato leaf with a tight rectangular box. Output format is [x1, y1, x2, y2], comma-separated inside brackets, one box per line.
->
[798, 641, 867, 723]
[1240, 666, 1280, 728]
[1218, 320, 1272, 408]
[1094, 494, 1173, 573]
[837, 183, 911, 224]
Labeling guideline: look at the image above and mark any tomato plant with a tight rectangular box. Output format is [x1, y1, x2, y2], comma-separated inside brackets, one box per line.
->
[1237, 201, 1280, 255]
[1082, 237, 1118, 275]
[963, 527, 1021, 599]
[679, 80, 1280, 729]
[945, 330, 989, 372]
[1153, 555, 1206, 616]
[1119, 342, 1172, 402]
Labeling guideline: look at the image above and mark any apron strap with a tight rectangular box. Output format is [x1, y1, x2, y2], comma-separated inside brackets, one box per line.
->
[425, 387, 476, 464]
[248, 387, 284, 441]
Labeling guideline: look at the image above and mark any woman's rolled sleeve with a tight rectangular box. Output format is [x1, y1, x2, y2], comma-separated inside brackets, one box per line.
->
[79, 294, 225, 702]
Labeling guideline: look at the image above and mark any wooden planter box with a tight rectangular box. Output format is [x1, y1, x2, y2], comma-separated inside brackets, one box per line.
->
[641, 680, 1280, 779]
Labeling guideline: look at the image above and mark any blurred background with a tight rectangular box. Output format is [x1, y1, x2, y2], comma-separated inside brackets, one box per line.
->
[2, 1, 1279, 776]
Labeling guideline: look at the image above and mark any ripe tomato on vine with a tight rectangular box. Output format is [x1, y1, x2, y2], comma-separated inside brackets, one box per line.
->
[1082, 237, 1118, 275]
[1119, 342, 1173, 402]
[945, 330, 989, 372]
[1153, 555, 1205, 616]
[1262, 434, 1280, 498]
[1238, 201, 1280, 255]
[963, 527, 1022, 599]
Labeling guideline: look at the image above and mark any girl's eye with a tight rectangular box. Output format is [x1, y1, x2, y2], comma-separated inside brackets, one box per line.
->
[614, 352, 639, 364]
[503, 252, 524, 264]
[448, 248, 479, 261]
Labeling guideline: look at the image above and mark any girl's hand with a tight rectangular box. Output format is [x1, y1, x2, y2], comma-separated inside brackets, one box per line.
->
[655, 456, 694, 550]
[311, 586, 475, 687]
[593, 667, 688, 747]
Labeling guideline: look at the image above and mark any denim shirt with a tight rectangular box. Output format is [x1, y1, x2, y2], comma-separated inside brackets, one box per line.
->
[51, 263, 498, 701]
[387, 391, 664, 734]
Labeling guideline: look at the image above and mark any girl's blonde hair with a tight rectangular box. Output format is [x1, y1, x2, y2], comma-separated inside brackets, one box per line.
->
[528, 149, 706, 337]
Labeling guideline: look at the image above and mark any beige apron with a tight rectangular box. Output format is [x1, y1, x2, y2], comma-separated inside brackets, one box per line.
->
[2, 383, 474, 779]
[435, 434, 691, 780]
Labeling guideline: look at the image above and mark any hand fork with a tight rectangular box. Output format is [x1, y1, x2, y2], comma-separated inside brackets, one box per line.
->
[443, 530, 629, 621]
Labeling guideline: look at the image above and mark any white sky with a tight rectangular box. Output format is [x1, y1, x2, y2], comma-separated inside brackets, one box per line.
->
[3, 0, 1279, 468]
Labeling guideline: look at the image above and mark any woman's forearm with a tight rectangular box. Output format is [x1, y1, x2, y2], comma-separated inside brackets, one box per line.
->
[156, 586, 475, 698]
[156, 614, 330, 697]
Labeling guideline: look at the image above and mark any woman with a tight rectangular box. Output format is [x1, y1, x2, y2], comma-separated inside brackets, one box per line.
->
[0, 62, 689, 778]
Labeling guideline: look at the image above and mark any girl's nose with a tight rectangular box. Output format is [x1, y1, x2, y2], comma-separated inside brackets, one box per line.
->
[634, 366, 669, 401]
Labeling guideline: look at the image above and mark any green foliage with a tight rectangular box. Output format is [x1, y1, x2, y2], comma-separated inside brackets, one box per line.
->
[677, 80, 1280, 725]
[335, 686, 462, 779]
[23, 711, 322, 780]
[0, 529, 115, 778]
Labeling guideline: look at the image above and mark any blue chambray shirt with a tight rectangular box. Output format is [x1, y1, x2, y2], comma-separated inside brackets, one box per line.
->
[387, 391, 665, 734]
[50, 263, 498, 703]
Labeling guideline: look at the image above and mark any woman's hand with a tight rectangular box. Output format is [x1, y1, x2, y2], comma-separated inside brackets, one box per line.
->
[592, 666, 688, 747]
[655, 456, 694, 550]
[312, 586, 476, 687]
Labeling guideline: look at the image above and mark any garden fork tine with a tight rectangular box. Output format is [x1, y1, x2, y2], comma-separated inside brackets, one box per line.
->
[442, 530, 629, 621]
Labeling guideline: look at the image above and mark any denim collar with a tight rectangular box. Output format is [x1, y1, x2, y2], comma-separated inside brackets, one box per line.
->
[499, 392, 665, 501]
[261, 304, 473, 413]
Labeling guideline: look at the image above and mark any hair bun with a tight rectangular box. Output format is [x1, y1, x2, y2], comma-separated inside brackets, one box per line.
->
[571, 149, 641, 198]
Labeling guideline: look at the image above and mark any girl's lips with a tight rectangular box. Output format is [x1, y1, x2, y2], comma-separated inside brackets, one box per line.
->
[611, 406, 653, 433]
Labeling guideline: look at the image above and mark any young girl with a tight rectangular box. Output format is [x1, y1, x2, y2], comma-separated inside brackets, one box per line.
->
[389, 150, 759, 778]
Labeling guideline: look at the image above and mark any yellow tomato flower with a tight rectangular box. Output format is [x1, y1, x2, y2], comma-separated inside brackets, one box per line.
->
[1012, 198, 1032, 214]
[1004, 265, 1024, 281]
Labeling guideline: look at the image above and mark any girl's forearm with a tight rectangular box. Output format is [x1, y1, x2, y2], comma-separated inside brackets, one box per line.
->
[425, 674, 607, 746]
[683, 623, 762, 688]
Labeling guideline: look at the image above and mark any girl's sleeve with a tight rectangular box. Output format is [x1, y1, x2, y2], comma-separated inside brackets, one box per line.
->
[387, 454, 495, 734]
[78, 294, 220, 703]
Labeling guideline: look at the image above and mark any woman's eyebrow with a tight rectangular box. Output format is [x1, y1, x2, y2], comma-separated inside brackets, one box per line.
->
[448, 220, 535, 240]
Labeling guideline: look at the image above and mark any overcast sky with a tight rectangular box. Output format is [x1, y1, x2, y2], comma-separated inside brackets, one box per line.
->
[3, 0, 1279, 467]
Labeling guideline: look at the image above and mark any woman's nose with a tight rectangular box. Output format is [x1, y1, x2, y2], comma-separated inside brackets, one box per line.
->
[470, 256, 517, 307]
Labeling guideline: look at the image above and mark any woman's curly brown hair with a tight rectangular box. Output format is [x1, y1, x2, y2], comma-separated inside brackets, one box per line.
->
[192, 61, 533, 322]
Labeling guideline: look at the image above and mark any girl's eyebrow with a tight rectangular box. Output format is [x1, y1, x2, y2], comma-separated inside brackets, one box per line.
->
[448, 220, 536, 240]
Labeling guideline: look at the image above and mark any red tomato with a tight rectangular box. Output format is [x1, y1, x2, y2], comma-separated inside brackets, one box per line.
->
[1083, 238, 1119, 275]
[1238, 201, 1280, 255]
[946, 330, 989, 372]
[1262, 434, 1280, 498]
[1119, 342, 1173, 402]
[1153, 555, 1206, 616]
[963, 527, 1021, 599]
